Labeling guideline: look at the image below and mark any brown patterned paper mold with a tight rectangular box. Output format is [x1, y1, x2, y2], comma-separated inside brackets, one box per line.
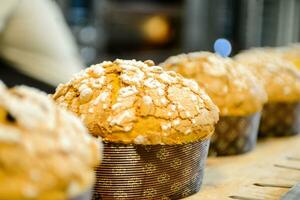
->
[53, 59, 219, 199]
[93, 140, 209, 200]
[259, 102, 300, 137]
[209, 112, 261, 156]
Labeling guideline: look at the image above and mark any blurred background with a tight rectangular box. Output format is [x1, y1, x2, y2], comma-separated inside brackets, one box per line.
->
[0, 0, 300, 92]
[56, 0, 300, 65]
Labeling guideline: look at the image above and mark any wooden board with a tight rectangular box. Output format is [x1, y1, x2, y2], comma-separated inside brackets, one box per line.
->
[185, 136, 300, 200]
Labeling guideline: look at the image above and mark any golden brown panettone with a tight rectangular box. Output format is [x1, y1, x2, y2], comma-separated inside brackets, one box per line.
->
[161, 52, 267, 116]
[235, 48, 300, 103]
[53, 59, 219, 145]
[0, 82, 101, 200]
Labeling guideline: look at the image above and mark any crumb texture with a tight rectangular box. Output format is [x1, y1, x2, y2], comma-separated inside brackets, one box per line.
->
[0, 83, 101, 200]
[162, 52, 267, 116]
[53, 59, 219, 145]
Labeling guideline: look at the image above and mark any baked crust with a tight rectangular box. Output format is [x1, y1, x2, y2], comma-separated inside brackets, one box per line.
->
[0, 82, 101, 200]
[277, 45, 300, 70]
[53, 59, 219, 145]
[161, 52, 267, 116]
[235, 48, 300, 103]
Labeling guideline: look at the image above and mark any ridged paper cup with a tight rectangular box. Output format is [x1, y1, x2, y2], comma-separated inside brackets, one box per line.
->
[209, 112, 261, 156]
[71, 190, 93, 200]
[92, 139, 210, 200]
[259, 102, 300, 137]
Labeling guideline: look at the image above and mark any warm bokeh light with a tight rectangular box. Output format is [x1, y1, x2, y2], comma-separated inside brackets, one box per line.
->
[142, 15, 171, 44]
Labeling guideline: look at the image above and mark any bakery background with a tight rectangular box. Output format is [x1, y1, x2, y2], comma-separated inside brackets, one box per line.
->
[56, 0, 300, 65]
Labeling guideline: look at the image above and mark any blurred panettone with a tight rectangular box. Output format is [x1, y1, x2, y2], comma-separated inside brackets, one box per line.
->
[235, 48, 300, 103]
[0, 82, 101, 200]
[53, 59, 219, 145]
[161, 52, 267, 116]
[277, 45, 300, 70]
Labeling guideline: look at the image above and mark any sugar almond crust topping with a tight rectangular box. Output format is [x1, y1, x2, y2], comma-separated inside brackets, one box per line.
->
[235, 48, 300, 103]
[0, 82, 101, 200]
[161, 52, 267, 116]
[53, 59, 219, 145]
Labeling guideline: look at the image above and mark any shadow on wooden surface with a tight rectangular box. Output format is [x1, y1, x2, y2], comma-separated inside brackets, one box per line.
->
[185, 136, 300, 200]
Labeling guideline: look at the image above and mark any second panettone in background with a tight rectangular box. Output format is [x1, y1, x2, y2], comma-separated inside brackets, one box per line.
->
[235, 48, 300, 137]
[162, 52, 267, 156]
[53, 59, 219, 199]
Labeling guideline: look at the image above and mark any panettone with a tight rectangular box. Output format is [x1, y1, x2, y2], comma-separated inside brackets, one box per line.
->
[0, 82, 101, 200]
[235, 48, 300, 103]
[161, 52, 267, 116]
[53, 59, 219, 145]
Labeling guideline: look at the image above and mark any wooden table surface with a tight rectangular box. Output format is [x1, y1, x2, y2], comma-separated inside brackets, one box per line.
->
[185, 136, 300, 200]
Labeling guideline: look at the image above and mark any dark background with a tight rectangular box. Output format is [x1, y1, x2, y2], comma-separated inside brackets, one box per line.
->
[56, 0, 300, 65]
